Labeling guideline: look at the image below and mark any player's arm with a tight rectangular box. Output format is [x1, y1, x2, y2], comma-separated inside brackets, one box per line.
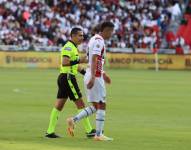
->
[62, 56, 86, 75]
[87, 54, 97, 89]
[103, 71, 111, 84]
[62, 56, 71, 66]
[91, 54, 98, 78]
[77, 65, 86, 75]
[61, 45, 87, 66]
[87, 39, 102, 89]
[79, 55, 88, 63]
[62, 55, 87, 66]
[62, 55, 85, 66]
[61, 46, 75, 66]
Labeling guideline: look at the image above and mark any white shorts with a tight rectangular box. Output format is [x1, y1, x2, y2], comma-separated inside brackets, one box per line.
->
[84, 69, 106, 103]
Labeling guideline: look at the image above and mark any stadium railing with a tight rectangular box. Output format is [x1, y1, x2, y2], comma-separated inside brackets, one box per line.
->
[0, 45, 178, 54]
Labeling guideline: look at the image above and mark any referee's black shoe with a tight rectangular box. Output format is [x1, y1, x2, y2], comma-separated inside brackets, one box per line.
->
[45, 133, 60, 138]
[86, 129, 96, 138]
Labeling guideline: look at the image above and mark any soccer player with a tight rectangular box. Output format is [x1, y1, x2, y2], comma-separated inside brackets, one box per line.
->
[67, 22, 114, 141]
[45, 27, 95, 138]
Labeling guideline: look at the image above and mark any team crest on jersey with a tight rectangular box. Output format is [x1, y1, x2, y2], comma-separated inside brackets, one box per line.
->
[96, 44, 100, 48]
[64, 47, 72, 51]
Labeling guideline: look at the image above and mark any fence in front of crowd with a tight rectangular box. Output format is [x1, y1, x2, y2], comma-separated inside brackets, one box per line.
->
[0, 47, 191, 70]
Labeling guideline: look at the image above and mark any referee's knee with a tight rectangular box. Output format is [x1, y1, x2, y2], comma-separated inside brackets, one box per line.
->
[75, 98, 85, 109]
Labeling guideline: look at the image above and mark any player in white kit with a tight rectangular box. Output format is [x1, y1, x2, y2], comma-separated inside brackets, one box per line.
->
[67, 22, 114, 141]
[84, 33, 106, 103]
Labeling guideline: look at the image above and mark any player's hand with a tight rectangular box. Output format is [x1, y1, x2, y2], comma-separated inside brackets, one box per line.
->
[103, 73, 111, 84]
[87, 77, 95, 89]
[79, 56, 88, 63]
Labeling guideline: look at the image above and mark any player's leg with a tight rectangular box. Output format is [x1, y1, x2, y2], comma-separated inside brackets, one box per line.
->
[74, 99, 97, 137]
[71, 72, 98, 124]
[95, 102, 105, 136]
[67, 102, 97, 137]
[46, 73, 68, 138]
[93, 78, 113, 141]
[71, 72, 97, 124]
[66, 74, 95, 137]
[94, 102, 113, 141]
[71, 102, 97, 122]
[46, 98, 67, 138]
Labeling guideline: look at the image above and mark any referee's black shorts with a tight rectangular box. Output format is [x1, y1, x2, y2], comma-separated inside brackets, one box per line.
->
[57, 73, 82, 101]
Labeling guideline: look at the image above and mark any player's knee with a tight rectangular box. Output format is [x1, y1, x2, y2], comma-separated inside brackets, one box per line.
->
[97, 101, 106, 110]
[55, 98, 66, 111]
[55, 102, 63, 111]
[92, 102, 98, 110]
[75, 98, 85, 109]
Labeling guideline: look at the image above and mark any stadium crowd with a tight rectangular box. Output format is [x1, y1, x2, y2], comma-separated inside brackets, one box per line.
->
[0, 0, 188, 51]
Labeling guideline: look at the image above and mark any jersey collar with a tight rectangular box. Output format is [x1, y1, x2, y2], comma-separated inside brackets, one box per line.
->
[95, 34, 104, 40]
[68, 40, 77, 48]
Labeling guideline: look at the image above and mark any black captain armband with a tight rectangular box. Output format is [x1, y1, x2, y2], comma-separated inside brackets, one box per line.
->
[79, 69, 86, 75]
[70, 59, 80, 66]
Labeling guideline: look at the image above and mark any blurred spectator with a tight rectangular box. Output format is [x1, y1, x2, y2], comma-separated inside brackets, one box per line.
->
[0, 0, 186, 51]
[185, 1, 191, 14]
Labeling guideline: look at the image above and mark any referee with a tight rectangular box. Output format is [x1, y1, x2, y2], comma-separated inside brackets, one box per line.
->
[45, 27, 95, 138]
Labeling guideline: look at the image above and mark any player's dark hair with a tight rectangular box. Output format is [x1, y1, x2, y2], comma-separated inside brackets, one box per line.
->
[100, 21, 114, 32]
[70, 27, 82, 37]
[92, 24, 101, 35]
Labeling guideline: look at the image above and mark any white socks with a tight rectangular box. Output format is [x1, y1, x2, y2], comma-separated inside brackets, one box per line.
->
[73, 105, 96, 122]
[73, 106, 106, 137]
[96, 109, 105, 136]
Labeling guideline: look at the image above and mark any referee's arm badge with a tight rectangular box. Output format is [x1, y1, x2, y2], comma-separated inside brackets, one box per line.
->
[64, 47, 72, 51]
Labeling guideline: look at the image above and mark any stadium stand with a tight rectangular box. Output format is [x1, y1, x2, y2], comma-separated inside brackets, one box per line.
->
[0, 0, 190, 53]
[164, 0, 191, 54]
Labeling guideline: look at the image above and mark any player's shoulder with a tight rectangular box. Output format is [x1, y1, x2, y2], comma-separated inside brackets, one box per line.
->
[95, 34, 104, 41]
[90, 34, 104, 45]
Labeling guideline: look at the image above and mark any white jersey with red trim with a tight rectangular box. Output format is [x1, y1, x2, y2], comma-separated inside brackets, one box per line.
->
[84, 34, 106, 102]
[87, 34, 105, 77]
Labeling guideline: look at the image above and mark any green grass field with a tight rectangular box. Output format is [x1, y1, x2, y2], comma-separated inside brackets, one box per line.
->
[0, 68, 191, 150]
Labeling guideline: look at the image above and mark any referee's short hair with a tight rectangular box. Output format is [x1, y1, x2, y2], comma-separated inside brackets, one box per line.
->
[100, 21, 114, 32]
[70, 27, 82, 37]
